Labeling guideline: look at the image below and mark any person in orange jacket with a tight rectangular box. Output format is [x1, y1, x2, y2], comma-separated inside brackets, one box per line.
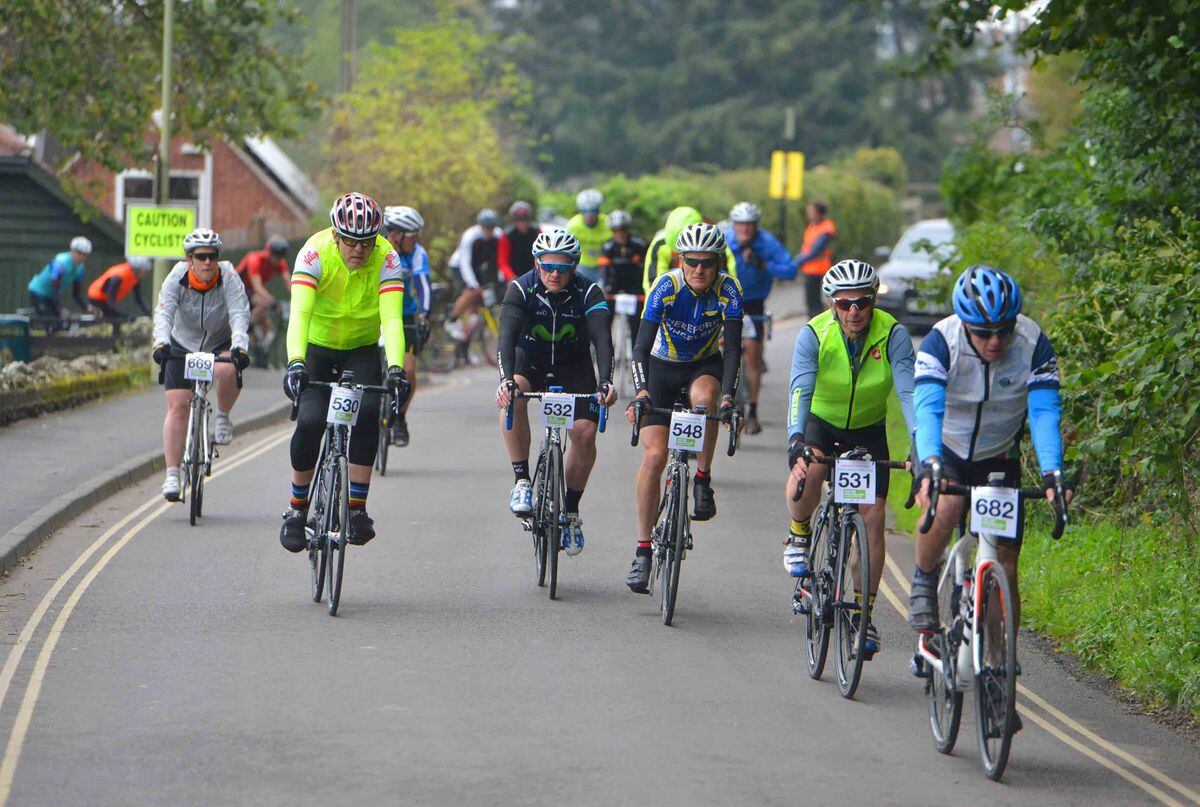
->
[793, 201, 837, 316]
[87, 257, 152, 321]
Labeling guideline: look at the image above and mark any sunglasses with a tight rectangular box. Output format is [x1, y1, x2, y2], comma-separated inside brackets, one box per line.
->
[681, 256, 720, 270]
[190, 252, 219, 263]
[967, 323, 1016, 339]
[538, 261, 576, 275]
[339, 235, 375, 250]
[833, 295, 875, 311]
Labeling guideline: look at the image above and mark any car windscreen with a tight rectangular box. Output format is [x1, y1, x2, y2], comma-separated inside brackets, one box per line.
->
[893, 222, 955, 262]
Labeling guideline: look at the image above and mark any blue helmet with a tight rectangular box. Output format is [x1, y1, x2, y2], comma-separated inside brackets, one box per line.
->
[952, 265, 1022, 327]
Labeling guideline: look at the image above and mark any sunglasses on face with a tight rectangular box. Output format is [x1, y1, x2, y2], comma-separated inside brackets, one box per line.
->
[681, 256, 720, 270]
[968, 323, 1016, 339]
[538, 261, 576, 275]
[833, 295, 875, 311]
[339, 235, 375, 250]
[190, 252, 219, 263]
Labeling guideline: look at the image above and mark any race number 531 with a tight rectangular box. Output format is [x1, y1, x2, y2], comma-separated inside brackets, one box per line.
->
[667, 411, 706, 451]
[183, 352, 215, 382]
[970, 486, 1019, 539]
[326, 386, 364, 426]
[539, 393, 575, 430]
[834, 459, 876, 504]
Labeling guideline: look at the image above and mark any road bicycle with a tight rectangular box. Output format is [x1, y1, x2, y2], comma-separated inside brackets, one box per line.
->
[631, 401, 741, 625]
[506, 387, 607, 599]
[158, 348, 242, 526]
[608, 293, 643, 397]
[792, 447, 907, 698]
[290, 371, 392, 617]
[912, 462, 1068, 780]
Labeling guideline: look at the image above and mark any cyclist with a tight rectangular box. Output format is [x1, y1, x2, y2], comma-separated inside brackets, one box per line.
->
[785, 259, 916, 658]
[278, 193, 411, 552]
[235, 235, 291, 331]
[908, 266, 1068, 641]
[565, 189, 611, 286]
[642, 206, 737, 294]
[87, 256, 152, 321]
[625, 223, 743, 593]
[445, 208, 502, 342]
[495, 229, 616, 555]
[725, 202, 795, 435]
[498, 200, 540, 283]
[598, 209, 648, 337]
[382, 205, 432, 446]
[28, 236, 91, 321]
[151, 229, 251, 501]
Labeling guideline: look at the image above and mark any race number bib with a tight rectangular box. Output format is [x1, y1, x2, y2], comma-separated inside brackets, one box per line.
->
[539, 392, 575, 430]
[614, 294, 639, 316]
[667, 411, 706, 451]
[833, 459, 876, 504]
[326, 386, 364, 426]
[743, 315, 758, 340]
[183, 352, 215, 382]
[970, 486, 1019, 539]
[481, 286, 497, 307]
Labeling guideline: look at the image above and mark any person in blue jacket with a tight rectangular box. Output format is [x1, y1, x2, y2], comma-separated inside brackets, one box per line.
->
[28, 236, 92, 321]
[725, 202, 795, 434]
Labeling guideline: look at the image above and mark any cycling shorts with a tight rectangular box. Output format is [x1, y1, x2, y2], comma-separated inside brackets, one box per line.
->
[803, 415, 891, 499]
[162, 339, 231, 391]
[941, 446, 1025, 541]
[513, 347, 600, 424]
[403, 321, 424, 357]
[642, 353, 723, 428]
[743, 298, 768, 342]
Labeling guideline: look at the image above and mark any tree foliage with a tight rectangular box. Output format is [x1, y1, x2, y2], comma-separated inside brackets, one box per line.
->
[0, 0, 319, 172]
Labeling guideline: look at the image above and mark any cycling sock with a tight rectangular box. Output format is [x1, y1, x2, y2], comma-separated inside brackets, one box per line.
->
[854, 591, 878, 607]
[748, 403, 758, 418]
[695, 469, 711, 484]
[913, 564, 939, 584]
[216, 409, 229, 419]
[349, 481, 370, 511]
[290, 482, 310, 510]
[512, 460, 530, 483]
[635, 542, 652, 557]
[566, 488, 583, 514]
[790, 518, 811, 537]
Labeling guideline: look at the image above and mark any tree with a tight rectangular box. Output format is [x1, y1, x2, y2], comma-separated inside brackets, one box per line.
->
[0, 0, 319, 172]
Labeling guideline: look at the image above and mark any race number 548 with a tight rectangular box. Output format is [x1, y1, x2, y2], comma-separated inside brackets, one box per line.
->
[667, 411, 706, 451]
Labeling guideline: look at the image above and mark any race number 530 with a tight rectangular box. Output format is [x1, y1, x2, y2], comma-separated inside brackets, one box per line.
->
[970, 486, 1019, 539]
[326, 386, 364, 427]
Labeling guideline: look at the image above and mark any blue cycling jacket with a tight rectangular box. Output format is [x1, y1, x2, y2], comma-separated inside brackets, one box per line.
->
[724, 227, 795, 302]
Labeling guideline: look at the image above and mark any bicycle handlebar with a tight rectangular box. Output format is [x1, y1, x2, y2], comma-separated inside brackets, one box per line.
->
[918, 463, 1070, 539]
[503, 390, 609, 434]
[156, 347, 243, 390]
[790, 446, 909, 501]
[628, 402, 739, 457]
[287, 379, 391, 422]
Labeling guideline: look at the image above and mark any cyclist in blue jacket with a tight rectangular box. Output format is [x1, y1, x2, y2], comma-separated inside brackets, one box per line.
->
[382, 205, 432, 446]
[28, 236, 92, 320]
[725, 202, 794, 435]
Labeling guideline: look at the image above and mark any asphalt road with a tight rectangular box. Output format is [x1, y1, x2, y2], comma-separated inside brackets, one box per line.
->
[0, 318, 1196, 806]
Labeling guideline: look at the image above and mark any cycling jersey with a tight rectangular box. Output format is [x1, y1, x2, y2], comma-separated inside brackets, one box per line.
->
[398, 243, 432, 317]
[914, 314, 1062, 473]
[642, 268, 743, 362]
[235, 249, 289, 288]
[498, 224, 539, 281]
[565, 214, 612, 278]
[497, 269, 613, 382]
[286, 228, 405, 368]
[598, 235, 648, 296]
[448, 224, 502, 289]
[153, 260, 250, 353]
[28, 252, 85, 300]
[724, 226, 795, 302]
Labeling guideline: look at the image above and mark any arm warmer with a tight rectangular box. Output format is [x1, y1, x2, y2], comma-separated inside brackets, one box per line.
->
[720, 318, 743, 396]
[497, 282, 526, 382]
[787, 326, 819, 441]
[152, 271, 180, 346]
[223, 268, 251, 352]
[888, 325, 917, 437]
[379, 283, 405, 369]
[497, 234, 515, 283]
[285, 282, 316, 364]
[586, 299, 614, 385]
[132, 278, 150, 315]
[1028, 386, 1064, 473]
[913, 381, 946, 463]
[630, 315, 657, 393]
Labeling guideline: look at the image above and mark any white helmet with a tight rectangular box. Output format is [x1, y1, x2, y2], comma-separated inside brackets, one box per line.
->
[70, 236, 93, 254]
[183, 228, 223, 253]
[128, 256, 152, 271]
[383, 205, 424, 233]
[532, 228, 582, 261]
[729, 202, 761, 223]
[822, 259, 879, 297]
[575, 188, 603, 213]
[675, 222, 726, 255]
[607, 210, 632, 229]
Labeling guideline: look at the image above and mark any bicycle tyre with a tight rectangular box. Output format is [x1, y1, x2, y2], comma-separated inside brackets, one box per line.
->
[662, 465, 687, 626]
[309, 449, 330, 603]
[834, 511, 871, 699]
[376, 402, 390, 476]
[187, 404, 203, 526]
[975, 562, 1017, 780]
[326, 455, 350, 616]
[476, 311, 499, 367]
[531, 452, 548, 587]
[927, 565, 964, 754]
[804, 504, 832, 679]
[546, 446, 562, 600]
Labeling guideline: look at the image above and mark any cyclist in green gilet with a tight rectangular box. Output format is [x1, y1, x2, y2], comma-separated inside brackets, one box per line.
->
[785, 260, 916, 658]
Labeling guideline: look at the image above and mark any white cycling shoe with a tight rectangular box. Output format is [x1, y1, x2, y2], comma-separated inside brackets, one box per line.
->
[162, 470, 181, 502]
[562, 516, 585, 556]
[784, 538, 810, 577]
[214, 414, 233, 446]
[509, 480, 532, 516]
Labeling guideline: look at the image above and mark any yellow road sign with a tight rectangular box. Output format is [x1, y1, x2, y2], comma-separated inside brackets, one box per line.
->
[787, 151, 804, 200]
[769, 151, 786, 199]
[125, 205, 195, 259]
[769, 150, 805, 200]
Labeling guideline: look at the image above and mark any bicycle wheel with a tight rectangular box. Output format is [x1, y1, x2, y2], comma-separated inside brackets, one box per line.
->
[308, 454, 330, 603]
[661, 466, 687, 626]
[804, 504, 832, 679]
[325, 455, 350, 616]
[975, 562, 1018, 780]
[834, 511, 871, 699]
[531, 452, 549, 587]
[187, 403, 203, 526]
[376, 401, 390, 476]
[927, 568, 963, 754]
[546, 446, 563, 600]
[476, 311, 499, 366]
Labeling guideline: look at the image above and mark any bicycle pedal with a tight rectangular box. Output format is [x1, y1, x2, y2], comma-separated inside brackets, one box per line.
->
[909, 653, 929, 679]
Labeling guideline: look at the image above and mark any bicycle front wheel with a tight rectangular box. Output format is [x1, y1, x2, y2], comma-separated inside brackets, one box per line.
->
[476, 311, 499, 367]
[834, 511, 871, 699]
[661, 466, 687, 626]
[804, 504, 832, 679]
[546, 446, 563, 600]
[308, 451, 330, 603]
[187, 404, 203, 526]
[531, 452, 548, 588]
[975, 561, 1018, 780]
[376, 400, 390, 476]
[325, 455, 350, 616]
[927, 565, 963, 754]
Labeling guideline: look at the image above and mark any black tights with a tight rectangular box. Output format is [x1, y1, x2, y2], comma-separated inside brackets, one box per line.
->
[289, 343, 383, 470]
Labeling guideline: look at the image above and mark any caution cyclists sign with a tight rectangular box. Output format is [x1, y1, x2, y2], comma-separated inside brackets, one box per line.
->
[125, 206, 196, 259]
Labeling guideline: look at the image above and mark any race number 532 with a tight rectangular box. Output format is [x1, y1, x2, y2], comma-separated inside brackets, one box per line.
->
[539, 393, 575, 430]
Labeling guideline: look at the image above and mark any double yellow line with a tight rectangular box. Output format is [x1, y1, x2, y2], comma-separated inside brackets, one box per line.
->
[876, 549, 1200, 806]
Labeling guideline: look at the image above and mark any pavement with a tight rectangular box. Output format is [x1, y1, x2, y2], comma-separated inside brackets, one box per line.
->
[0, 294, 1196, 805]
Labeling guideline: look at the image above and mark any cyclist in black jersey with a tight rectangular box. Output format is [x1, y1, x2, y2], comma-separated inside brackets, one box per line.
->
[496, 229, 617, 556]
[598, 209, 648, 338]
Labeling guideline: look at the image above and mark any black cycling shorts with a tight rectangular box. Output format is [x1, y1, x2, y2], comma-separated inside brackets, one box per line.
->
[941, 446, 1026, 541]
[642, 353, 724, 428]
[743, 298, 768, 342]
[403, 321, 422, 357]
[162, 339, 231, 391]
[803, 415, 892, 499]
[513, 347, 600, 423]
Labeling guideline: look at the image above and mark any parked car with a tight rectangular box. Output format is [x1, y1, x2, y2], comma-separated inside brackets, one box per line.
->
[875, 218, 956, 332]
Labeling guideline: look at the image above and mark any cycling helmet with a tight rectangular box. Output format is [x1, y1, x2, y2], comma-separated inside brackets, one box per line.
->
[183, 228, 223, 253]
[70, 236, 93, 254]
[267, 235, 289, 255]
[729, 202, 761, 224]
[508, 200, 533, 219]
[575, 188, 603, 213]
[128, 256, 152, 271]
[477, 208, 500, 228]
[383, 205, 424, 233]
[675, 222, 726, 255]
[822, 260, 879, 297]
[607, 210, 633, 229]
[329, 192, 382, 239]
[532, 228, 582, 261]
[952, 265, 1022, 326]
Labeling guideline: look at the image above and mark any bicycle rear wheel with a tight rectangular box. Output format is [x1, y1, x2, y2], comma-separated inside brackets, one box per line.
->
[804, 504, 832, 679]
[834, 512, 871, 699]
[661, 466, 687, 626]
[476, 312, 499, 366]
[546, 446, 563, 600]
[975, 562, 1017, 780]
[325, 455, 350, 616]
[531, 452, 548, 587]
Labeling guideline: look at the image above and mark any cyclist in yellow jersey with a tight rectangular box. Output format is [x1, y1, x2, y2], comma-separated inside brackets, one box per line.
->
[278, 192, 411, 552]
[565, 188, 611, 286]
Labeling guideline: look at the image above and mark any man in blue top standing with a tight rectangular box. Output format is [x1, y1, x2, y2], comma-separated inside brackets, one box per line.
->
[382, 206, 432, 447]
[28, 236, 92, 323]
[725, 202, 795, 435]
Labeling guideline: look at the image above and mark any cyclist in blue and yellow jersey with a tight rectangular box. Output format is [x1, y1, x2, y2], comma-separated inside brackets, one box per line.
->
[28, 236, 91, 320]
[382, 205, 432, 447]
[625, 223, 743, 593]
[565, 188, 611, 286]
[785, 259, 916, 659]
[725, 201, 795, 435]
[277, 192, 411, 553]
[642, 206, 737, 295]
